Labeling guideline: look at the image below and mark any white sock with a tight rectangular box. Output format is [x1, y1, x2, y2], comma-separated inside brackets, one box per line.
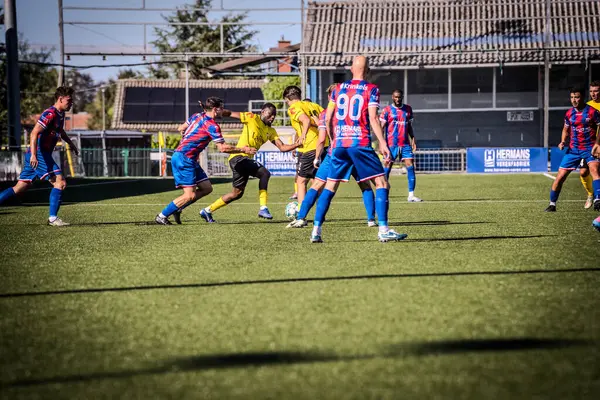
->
[49, 216, 57, 222]
[159, 213, 167, 218]
[408, 191, 414, 197]
[312, 226, 322, 236]
[378, 225, 389, 234]
[204, 206, 211, 213]
[260, 206, 268, 210]
[549, 202, 556, 206]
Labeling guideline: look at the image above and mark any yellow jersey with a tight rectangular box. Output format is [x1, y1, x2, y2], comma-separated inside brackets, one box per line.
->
[288, 100, 324, 153]
[587, 100, 600, 111]
[228, 112, 280, 161]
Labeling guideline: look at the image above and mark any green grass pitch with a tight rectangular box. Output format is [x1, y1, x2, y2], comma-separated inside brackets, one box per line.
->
[1, 174, 599, 399]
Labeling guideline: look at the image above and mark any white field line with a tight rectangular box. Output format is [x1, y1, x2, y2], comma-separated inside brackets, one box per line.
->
[28, 180, 142, 192]
[543, 173, 556, 180]
[19, 200, 585, 206]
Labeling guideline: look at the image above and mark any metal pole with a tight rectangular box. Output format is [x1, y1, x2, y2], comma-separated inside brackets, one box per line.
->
[4, 0, 21, 151]
[58, 0, 65, 86]
[300, 0, 306, 96]
[101, 87, 108, 176]
[185, 54, 190, 118]
[543, 0, 551, 148]
[220, 24, 224, 54]
[101, 87, 106, 131]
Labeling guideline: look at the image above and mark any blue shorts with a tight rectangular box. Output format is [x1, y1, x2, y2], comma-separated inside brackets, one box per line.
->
[559, 148, 599, 170]
[390, 145, 414, 162]
[171, 152, 208, 188]
[315, 153, 358, 182]
[19, 151, 61, 182]
[328, 147, 385, 182]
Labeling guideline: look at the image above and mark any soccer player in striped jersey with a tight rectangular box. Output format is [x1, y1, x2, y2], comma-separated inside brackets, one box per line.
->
[286, 84, 377, 228]
[545, 88, 600, 212]
[310, 56, 407, 243]
[380, 89, 422, 202]
[200, 103, 300, 222]
[581, 81, 600, 208]
[0, 86, 78, 226]
[155, 97, 256, 225]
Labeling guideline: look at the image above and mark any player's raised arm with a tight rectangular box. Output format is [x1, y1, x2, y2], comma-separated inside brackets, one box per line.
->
[221, 109, 242, 120]
[215, 142, 257, 155]
[272, 137, 300, 153]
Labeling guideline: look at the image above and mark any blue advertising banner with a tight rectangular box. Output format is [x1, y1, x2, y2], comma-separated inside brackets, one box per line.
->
[550, 147, 567, 172]
[254, 151, 297, 176]
[467, 148, 548, 173]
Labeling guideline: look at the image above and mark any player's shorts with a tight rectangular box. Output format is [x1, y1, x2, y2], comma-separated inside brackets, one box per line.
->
[19, 151, 61, 182]
[328, 146, 385, 182]
[296, 150, 321, 179]
[229, 155, 265, 189]
[315, 153, 358, 182]
[389, 145, 414, 162]
[559, 148, 599, 170]
[171, 151, 208, 188]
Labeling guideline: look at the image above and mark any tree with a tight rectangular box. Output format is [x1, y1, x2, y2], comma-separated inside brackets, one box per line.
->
[261, 76, 301, 126]
[85, 69, 143, 130]
[149, 0, 256, 79]
[65, 70, 96, 113]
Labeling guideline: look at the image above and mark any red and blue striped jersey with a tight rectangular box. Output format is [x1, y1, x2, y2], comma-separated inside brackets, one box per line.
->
[329, 79, 380, 148]
[564, 106, 600, 151]
[33, 106, 65, 154]
[176, 113, 224, 159]
[380, 104, 413, 148]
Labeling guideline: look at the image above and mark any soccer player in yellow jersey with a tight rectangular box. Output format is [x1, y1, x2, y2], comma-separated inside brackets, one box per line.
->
[580, 81, 600, 208]
[200, 103, 300, 222]
[283, 86, 324, 206]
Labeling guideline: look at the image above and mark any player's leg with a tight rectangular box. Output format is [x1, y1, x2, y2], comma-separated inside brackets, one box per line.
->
[255, 166, 273, 219]
[593, 215, 600, 231]
[0, 180, 31, 205]
[579, 160, 593, 208]
[171, 163, 212, 224]
[384, 146, 398, 180]
[47, 173, 68, 226]
[201, 157, 249, 222]
[587, 160, 600, 211]
[296, 150, 317, 207]
[356, 179, 376, 226]
[288, 155, 329, 227]
[350, 147, 406, 242]
[402, 146, 421, 202]
[546, 168, 572, 212]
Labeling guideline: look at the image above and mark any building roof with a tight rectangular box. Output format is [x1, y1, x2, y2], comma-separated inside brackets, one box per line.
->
[112, 79, 265, 131]
[304, 0, 600, 68]
[204, 43, 301, 73]
[24, 112, 90, 131]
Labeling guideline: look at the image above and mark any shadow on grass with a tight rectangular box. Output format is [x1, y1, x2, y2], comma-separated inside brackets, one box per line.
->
[350, 234, 555, 243]
[1, 266, 598, 299]
[4, 338, 593, 387]
[0, 178, 232, 205]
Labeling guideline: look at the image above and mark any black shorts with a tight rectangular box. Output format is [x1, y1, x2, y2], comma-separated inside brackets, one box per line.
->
[296, 150, 318, 179]
[229, 156, 264, 189]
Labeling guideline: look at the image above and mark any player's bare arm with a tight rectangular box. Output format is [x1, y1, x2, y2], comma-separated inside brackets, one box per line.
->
[558, 125, 569, 150]
[369, 106, 390, 161]
[215, 142, 256, 155]
[177, 122, 189, 133]
[325, 106, 335, 145]
[314, 128, 328, 167]
[221, 109, 241, 120]
[272, 138, 300, 153]
[28, 123, 44, 168]
[408, 123, 416, 151]
[298, 113, 312, 144]
[60, 131, 79, 155]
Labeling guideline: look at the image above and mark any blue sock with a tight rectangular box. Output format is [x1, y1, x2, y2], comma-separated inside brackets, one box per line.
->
[375, 188, 389, 227]
[407, 165, 416, 192]
[0, 188, 16, 204]
[298, 188, 319, 219]
[313, 189, 335, 227]
[550, 189, 560, 203]
[49, 188, 63, 218]
[161, 201, 179, 218]
[384, 167, 392, 180]
[593, 179, 600, 199]
[362, 188, 375, 221]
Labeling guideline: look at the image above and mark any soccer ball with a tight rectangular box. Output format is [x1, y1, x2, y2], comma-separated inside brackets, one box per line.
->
[285, 201, 299, 221]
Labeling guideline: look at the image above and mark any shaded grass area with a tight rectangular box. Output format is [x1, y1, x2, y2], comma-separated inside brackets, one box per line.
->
[1, 174, 599, 399]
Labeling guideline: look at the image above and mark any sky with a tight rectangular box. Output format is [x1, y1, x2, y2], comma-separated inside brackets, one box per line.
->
[16, 0, 304, 83]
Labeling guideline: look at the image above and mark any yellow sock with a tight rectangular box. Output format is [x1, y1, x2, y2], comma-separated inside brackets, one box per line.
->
[581, 174, 593, 197]
[208, 197, 227, 212]
[259, 190, 268, 208]
[294, 182, 298, 193]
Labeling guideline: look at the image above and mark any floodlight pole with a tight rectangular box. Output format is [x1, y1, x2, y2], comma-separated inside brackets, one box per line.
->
[542, 0, 550, 149]
[185, 54, 190, 118]
[58, 0, 65, 86]
[4, 0, 21, 151]
[101, 87, 108, 177]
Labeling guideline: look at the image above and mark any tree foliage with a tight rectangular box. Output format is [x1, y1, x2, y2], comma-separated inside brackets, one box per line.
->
[149, 0, 257, 79]
[65, 70, 96, 113]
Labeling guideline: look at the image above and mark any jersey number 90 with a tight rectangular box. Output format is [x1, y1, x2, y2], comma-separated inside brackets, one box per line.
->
[336, 94, 364, 121]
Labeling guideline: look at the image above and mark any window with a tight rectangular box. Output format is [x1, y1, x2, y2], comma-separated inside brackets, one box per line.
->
[371, 71, 403, 107]
[496, 66, 539, 108]
[451, 68, 493, 109]
[407, 69, 448, 109]
[549, 65, 587, 107]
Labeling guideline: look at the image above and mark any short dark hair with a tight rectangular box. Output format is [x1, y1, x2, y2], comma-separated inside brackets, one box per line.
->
[303, 98, 311, 102]
[392, 89, 403, 96]
[326, 84, 337, 95]
[204, 97, 224, 110]
[54, 86, 74, 100]
[283, 85, 302, 101]
[570, 87, 584, 96]
[590, 80, 600, 88]
[262, 102, 276, 114]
